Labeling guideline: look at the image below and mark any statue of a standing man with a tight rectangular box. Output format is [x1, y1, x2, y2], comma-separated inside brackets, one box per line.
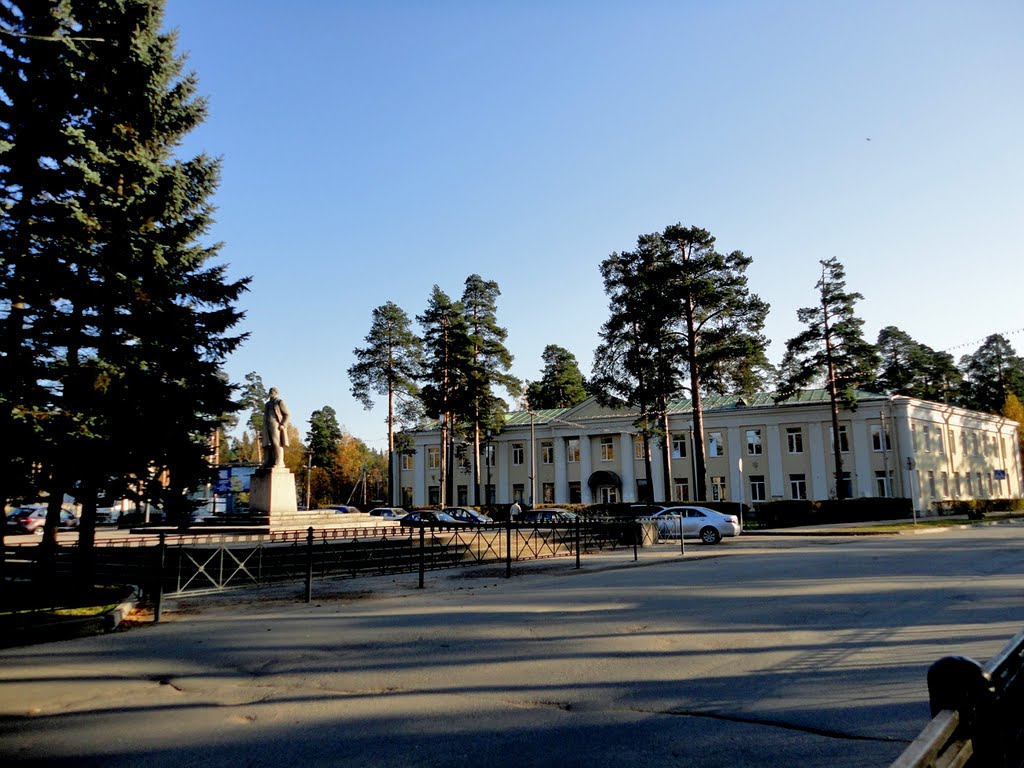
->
[261, 387, 291, 468]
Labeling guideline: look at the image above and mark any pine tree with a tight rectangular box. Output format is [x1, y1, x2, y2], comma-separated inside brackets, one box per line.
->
[348, 302, 422, 505]
[526, 345, 588, 409]
[777, 258, 877, 500]
[660, 225, 771, 502]
[460, 275, 519, 504]
[417, 286, 472, 506]
[957, 335, 1024, 415]
[875, 326, 961, 402]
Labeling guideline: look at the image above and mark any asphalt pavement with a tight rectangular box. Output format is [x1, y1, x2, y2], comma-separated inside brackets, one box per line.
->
[2, 522, 1023, 768]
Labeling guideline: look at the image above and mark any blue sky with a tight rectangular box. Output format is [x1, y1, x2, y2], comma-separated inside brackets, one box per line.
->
[162, 1, 1023, 449]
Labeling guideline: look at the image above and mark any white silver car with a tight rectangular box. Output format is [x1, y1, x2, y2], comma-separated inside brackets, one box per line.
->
[650, 506, 741, 545]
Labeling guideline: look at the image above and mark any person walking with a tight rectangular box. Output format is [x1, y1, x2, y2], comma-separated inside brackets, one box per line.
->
[509, 499, 522, 520]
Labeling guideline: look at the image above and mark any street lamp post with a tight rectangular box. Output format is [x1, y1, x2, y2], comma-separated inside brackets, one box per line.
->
[529, 410, 536, 507]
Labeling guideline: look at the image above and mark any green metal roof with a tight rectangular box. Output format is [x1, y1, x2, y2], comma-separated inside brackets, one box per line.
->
[410, 389, 888, 433]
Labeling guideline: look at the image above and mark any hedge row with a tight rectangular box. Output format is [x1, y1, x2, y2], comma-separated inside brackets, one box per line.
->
[931, 498, 1024, 520]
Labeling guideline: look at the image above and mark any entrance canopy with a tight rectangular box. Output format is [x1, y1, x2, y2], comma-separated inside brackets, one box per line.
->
[587, 470, 621, 489]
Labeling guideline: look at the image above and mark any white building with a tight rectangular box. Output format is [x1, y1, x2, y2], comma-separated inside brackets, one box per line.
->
[399, 390, 1023, 515]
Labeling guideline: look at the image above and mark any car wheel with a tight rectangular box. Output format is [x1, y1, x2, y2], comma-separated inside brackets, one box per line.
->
[699, 526, 721, 545]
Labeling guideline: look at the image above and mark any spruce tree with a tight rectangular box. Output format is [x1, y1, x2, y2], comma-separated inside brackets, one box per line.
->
[1, 1, 249, 551]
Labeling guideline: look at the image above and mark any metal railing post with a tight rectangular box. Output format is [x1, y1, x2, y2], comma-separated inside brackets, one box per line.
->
[505, 515, 512, 579]
[418, 527, 425, 588]
[575, 519, 581, 569]
[633, 521, 639, 562]
[154, 532, 166, 623]
[304, 526, 314, 603]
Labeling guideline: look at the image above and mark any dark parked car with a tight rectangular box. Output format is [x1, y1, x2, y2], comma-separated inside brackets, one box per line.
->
[399, 510, 460, 527]
[441, 507, 493, 524]
[7, 507, 79, 535]
[518, 508, 579, 525]
[327, 505, 361, 514]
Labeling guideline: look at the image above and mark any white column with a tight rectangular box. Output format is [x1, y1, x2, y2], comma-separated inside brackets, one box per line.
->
[619, 432, 636, 502]
[413, 439, 426, 507]
[727, 427, 744, 502]
[496, 441, 509, 505]
[851, 414, 873, 497]
[766, 424, 784, 499]
[554, 435, 568, 503]
[580, 436, 593, 504]
[650, 439, 665, 502]
[809, 422, 829, 500]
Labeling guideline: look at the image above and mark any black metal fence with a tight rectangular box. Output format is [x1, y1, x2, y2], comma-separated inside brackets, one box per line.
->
[890, 626, 1024, 768]
[3, 520, 657, 605]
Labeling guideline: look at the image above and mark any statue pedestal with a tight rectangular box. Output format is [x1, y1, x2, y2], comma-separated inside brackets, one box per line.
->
[249, 466, 298, 518]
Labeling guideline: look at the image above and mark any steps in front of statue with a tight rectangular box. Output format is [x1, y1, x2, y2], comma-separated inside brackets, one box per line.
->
[268, 510, 389, 530]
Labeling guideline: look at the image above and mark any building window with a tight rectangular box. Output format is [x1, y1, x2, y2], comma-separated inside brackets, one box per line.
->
[428, 486, 440, 505]
[746, 429, 763, 455]
[674, 478, 690, 501]
[923, 425, 932, 453]
[966, 472, 973, 496]
[1002, 436, 1008, 460]
[936, 427, 944, 455]
[457, 485, 468, 505]
[513, 484, 524, 503]
[950, 430, 957, 455]
[541, 441, 553, 465]
[954, 472, 961, 497]
[839, 472, 852, 498]
[484, 484, 495, 505]
[831, 425, 850, 453]
[710, 476, 726, 501]
[911, 425, 917, 451]
[786, 428, 803, 454]
[427, 446, 440, 470]
[941, 471, 949, 497]
[567, 438, 580, 463]
[961, 431, 968, 455]
[600, 436, 614, 462]
[512, 443, 524, 465]
[749, 475, 766, 501]
[976, 472, 983, 496]
[790, 474, 807, 500]
[875, 470, 893, 497]
[402, 487, 413, 507]
[927, 470, 936, 497]
[708, 432, 724, 457]
[987, 472, 994, 495]
[542, 483, 554, 503]
[972, 433, 980, 456]
[870, 424, 891, 452]
[634, 436, 644, 460]
[401, 453, 414, 471]
[484, 443, 495, 467]
[671, 434, 687, 459]
[568, 482, 581, 503]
